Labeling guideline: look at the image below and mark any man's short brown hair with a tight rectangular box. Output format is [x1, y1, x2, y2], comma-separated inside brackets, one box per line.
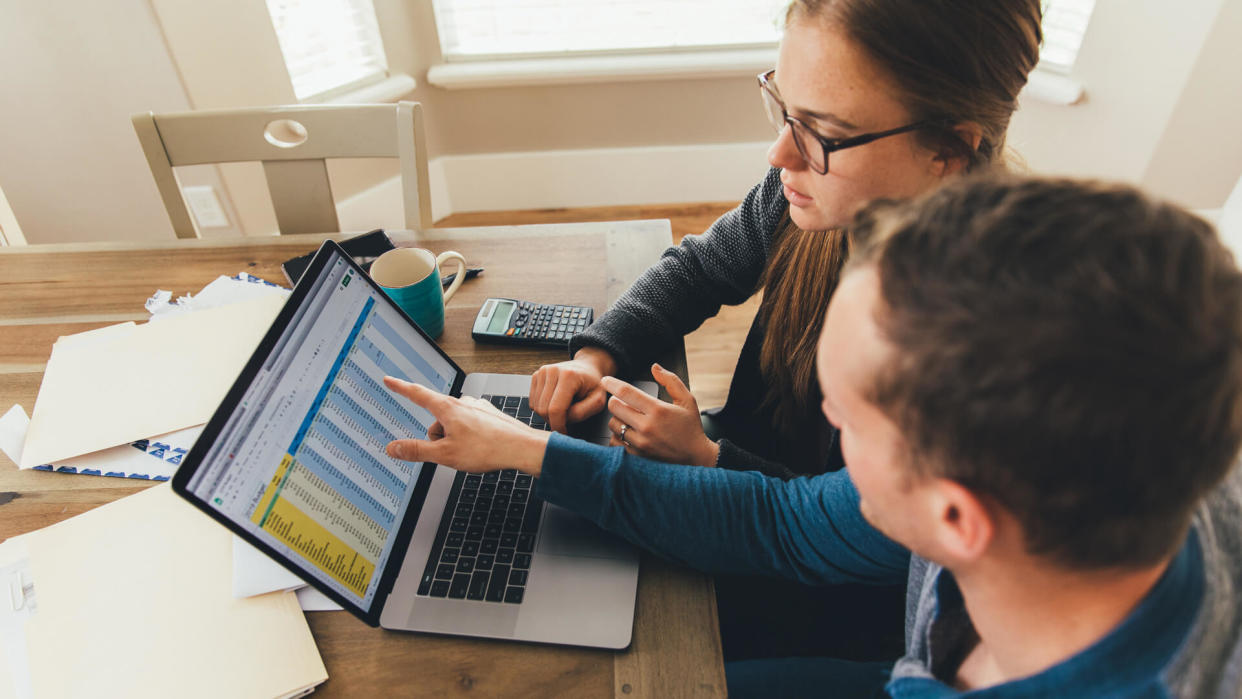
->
[849, 176, 1242, 570]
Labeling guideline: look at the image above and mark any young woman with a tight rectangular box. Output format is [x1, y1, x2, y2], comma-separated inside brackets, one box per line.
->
[529, 0, 1044, 662]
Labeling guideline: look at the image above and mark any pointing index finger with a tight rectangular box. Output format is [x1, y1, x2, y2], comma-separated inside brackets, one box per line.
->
[384, 376, 451, 413]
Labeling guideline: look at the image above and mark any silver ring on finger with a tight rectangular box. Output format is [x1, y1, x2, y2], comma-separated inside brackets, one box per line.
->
[619, 423, 632, 447]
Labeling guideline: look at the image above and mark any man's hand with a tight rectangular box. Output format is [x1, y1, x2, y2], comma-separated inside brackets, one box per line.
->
[383, 377, 551, 476]
[601, 364, 720, 468]
[529, 346, 618, 432]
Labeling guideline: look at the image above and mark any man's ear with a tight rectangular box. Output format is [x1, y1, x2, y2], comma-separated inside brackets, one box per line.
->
[931, 122, 984, 178]
[927, 478, 994, 564]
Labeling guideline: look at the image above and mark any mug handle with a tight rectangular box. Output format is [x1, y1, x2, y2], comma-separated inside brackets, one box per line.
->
[436, 251, 467, 303]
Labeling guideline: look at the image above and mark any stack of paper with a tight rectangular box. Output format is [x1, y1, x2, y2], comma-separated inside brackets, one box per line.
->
[20, 292, 285, 469]
[233, 537, 342, 612]
[0, 275, 289, 480]
[0, 484, 327, 699]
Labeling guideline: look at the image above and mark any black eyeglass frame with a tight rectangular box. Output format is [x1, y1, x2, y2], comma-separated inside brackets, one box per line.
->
[758, 69, 942, 175]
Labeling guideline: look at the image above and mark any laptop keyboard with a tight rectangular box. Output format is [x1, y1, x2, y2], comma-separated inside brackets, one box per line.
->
[417, 395, 549, 604]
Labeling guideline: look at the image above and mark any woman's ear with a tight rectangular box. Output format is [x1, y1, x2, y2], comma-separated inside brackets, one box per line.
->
[931, 122, 984, 178]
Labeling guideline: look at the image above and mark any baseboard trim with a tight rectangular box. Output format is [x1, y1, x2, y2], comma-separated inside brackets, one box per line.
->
[338, 142, 771, 225]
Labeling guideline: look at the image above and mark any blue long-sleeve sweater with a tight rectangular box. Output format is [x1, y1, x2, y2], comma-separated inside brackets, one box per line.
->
[534, 433, 1242, 697]
[536, 434, 908, 586]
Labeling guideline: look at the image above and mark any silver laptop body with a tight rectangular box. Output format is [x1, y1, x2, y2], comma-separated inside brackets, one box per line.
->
[382, 373, 646, 648]
[174, 241, 641, 650]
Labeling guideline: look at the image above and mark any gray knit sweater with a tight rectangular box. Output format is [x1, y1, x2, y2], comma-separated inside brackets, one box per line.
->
[570, 167, 785, 376]
[570, 168, 826, 477]
[1165, 469, 1242, 697]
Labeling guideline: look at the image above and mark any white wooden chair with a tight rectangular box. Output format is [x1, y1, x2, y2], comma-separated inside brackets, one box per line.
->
[0, 183, 25, 246]
[132, 101, 432, 239]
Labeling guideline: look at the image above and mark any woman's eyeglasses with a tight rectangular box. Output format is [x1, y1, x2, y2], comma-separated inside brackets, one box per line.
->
[758, 69, 938, 175]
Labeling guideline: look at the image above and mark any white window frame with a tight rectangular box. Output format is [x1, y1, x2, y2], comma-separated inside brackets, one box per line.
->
[431, 0, 787, 63]
[427, 1, 1095, 107]
[427, 0, 783, 89]
[1039, 0, 1097, 75]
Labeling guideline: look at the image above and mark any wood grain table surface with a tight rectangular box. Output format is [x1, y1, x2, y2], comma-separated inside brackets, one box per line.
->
[0, 220, 725, 697]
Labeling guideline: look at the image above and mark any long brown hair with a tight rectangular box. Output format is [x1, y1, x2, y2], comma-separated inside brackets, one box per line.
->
[758, 0, 1043, 437]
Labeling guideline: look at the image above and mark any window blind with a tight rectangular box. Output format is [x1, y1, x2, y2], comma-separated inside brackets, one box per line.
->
[432, 0, 789, 60]
[433, 1, 1097, 75]
[266, 0, 389, 100]
[1041, 0, 1097, 73]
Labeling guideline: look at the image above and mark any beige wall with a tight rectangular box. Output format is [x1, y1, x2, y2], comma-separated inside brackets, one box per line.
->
[1006, 0, 1238, 208]
[1142, 0, 1242, 208]
[373, 0, 770, 158]
[149, 0, 300, 237]
[1, 0, 1239, 243]
[0, 0, 236, 244]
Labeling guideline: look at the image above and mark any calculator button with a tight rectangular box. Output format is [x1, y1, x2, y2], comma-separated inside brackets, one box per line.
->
[505, 328, 515, 336]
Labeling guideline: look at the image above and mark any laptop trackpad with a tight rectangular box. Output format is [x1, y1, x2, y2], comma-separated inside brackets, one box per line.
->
[537, 504, 633, 560]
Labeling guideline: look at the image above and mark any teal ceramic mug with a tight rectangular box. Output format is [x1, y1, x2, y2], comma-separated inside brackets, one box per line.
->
[368, 247, 466, 338]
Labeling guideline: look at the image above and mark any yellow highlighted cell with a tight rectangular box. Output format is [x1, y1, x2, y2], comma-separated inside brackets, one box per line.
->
[252, 453, 295, 527]
[261, 496, 376, 597]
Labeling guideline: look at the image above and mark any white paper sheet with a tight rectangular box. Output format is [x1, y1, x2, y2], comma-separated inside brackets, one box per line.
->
[21, 294, 285, 468]
[233, 537, 343, 612]
[232, 537, 304, 598]
[0, 406, 28, 468]
[23, 484, 327, 698]
[0, 537, 34, 699]
[295, 586, 342, 612]
[1, 404, 201, 481]
[147, 273, 289, 320]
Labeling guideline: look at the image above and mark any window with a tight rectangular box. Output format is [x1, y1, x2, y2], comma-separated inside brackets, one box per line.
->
[265, 0, 389, 100]
[1040, 0, 1096, 73]
[431, 0, 788, 60]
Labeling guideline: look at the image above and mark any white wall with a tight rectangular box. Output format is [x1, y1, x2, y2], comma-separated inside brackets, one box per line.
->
[1142, 0, 1242, 208]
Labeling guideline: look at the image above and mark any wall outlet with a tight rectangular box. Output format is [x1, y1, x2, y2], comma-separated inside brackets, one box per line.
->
[182, 185, 231, 228]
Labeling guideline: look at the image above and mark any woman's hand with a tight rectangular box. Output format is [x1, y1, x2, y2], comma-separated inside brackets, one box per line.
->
[601, 364, 720, 468]
[383, 376, 551, 475]
[529, 346, 618, 433]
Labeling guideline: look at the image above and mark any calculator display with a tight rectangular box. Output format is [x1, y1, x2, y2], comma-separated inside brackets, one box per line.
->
[486, 301, 515, 333]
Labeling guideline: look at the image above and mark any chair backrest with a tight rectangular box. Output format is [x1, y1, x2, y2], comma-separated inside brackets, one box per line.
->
[132, 102, 432, 239]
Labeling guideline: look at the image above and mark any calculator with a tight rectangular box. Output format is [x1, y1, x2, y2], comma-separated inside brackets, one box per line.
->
[471, 297, 594, 347]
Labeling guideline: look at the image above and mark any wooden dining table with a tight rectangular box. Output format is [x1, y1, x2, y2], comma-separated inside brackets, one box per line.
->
[0, 220, 726, 697]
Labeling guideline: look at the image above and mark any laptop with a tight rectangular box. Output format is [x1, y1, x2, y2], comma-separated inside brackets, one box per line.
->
[172, 239, 645, 649]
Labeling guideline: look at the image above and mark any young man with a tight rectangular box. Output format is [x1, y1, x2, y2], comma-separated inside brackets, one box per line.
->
[382, 176, 1242, 697]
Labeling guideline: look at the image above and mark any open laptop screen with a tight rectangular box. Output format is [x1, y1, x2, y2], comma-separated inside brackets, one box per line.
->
[179, 243, 462, 618]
